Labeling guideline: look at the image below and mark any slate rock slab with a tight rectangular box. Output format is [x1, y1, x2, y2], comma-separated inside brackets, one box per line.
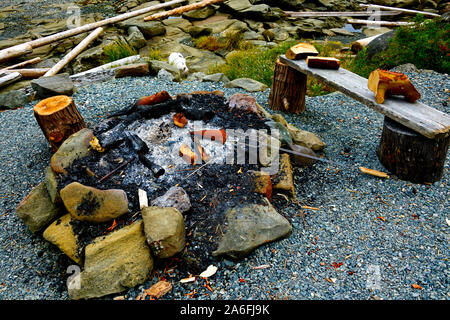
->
[31, 73, 74, 98]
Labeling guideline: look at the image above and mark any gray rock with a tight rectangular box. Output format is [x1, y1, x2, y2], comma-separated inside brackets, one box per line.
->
[186, 72, 207, 81]
[187, 26, 213, 38]
[115, 63, 149, 78]
[224, 78, 268, 92]
[0, 89, 28, 109]
[142, 207, 186, 258]
[202, 73, 230, 83]
[366, 30, 396, 58]
[150, 186, 191, 213]
[16, 182, 62, 233]
[118, 19, 166, 39]
[127, 26, 147, 49]
[148, 60, 181, 81]
[157, 69, 175, 82]
[31, 73, 74, 98]
[212, 202, 292, 260]
[182, 6, 216, 20]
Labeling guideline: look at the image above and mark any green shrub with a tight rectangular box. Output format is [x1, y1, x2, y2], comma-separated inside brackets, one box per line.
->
[143, 48, 163, 61]
[103, 40, 138, 64]
[195, 35, 222, 52]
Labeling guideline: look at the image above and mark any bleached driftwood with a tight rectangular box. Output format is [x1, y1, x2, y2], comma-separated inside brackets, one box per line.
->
[285, 11, 401, 17]
[0, 0, 184, 62]
[0, 72, 22, 88]
[347, 19, 415, 27]
[360, 4, 440, 17]
[3, 68, 50, 79]
[1, 57, 42, 71]
[73, 55, 141, 77]
[44, 27, 104, 77]
[144, 0, 224, 21]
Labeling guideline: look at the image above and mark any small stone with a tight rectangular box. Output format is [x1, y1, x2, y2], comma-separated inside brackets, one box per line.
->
[150, 186, 191, 213]
[272, 153, 295, 197]
[142, 207, 185, 259]
[114, 63, 149, 78]
[202, 73, 230, 83]
[126, 26, 147, 49]
[43, 214, 81, 264]
[187, 26, 213, 38]
[157, 68, 175, 82]
[31, 73, 74, 98]
[287, 123, 326, 152]
[16, 182, 62, 233]
[0, 89, 28, 109]
[60, 182, 129, 223]
[44, 166, 61, 204]
[224, 78, 268, 92]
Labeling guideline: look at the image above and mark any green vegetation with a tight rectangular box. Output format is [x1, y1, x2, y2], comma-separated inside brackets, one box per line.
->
[103, 40, 138, 64]
[143, 48, 163, 61]
[194, 35, 222, 52]
[194, 30, 253, 53]
[370, 15, 449, 74]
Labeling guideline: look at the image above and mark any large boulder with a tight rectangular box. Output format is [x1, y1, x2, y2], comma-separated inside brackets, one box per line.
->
[60, 182, 129, 223]
[50, 128, 94, 174]
[141, 207, 186, 259]
[287, 123, 326, 152]
[126, 26, 147, 49]
[366, 30, 396, 59]
[212, 202, 292, 259]
[68, 221, 153, 300]
[43, 214, 81, 264]
[31, 74, 74, 98]
[16, 182, 62, 233]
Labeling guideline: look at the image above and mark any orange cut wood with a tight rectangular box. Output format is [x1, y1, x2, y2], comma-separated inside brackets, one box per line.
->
[368, 69, 421, 104]
[306, 56, 341, 70]
[189, 129, 227, 144]
[286, 43, 319, 60]
[136, 90, 172, 106]
[173, 113, 188, 128]
[179, 144, 198, 165]
[34, 95, 86, 152]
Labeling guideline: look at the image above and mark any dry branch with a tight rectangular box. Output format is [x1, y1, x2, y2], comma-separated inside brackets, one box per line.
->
[0, 0, 185, 62]
[44, 27, 104, 77]
[0, 72, 22, 88]
[144, 0, 224, 21]
[285, 11, 401, 17]
[3, 68, 50, 79]
[360, 4, 440, 17]
[1, 57, 42, 71]
[347, 19, 414, 27]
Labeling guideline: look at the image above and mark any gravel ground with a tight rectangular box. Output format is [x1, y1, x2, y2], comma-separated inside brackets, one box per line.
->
[0, 69, 448, 300]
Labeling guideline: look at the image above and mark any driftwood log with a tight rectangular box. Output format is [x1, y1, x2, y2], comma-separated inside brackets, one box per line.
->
[144, 0, 224, 21]
[0, 72, 22, 88]
[3, 68, 50, 79]
[360, 4, 440, 17]
[377, 117, 449, 183]
[0, 0, 184, 62]
[269, 58, 307, 113]
[34, 96, 87, 152]
[1, 57, 42, 71]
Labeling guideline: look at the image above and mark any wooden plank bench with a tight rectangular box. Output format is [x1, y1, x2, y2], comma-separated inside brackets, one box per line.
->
[271, 55, 450, 183]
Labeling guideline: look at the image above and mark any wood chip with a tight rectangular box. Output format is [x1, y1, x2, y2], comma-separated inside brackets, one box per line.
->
[411, 284, 423, 290]
[199, 265, 218, 278]
[144, 281, 172, 299]
[180, 277, 196, 283]
[360, 167, 390, 178]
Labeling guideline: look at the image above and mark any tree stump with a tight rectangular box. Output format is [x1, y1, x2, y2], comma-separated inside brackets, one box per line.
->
[269, 58, 307, 113]
[34, 95, 86, 152]
[377, 117, 449, 184]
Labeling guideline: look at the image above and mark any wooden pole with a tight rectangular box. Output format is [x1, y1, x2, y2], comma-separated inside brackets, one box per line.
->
[34, 95, 87, 152]
[3, 68, 50, 79]
[285, 11, 401, 17]
[360, 4, 440, 17]
[44, 27, 104, 77]
[1, 57, 42, 71]
[144, 0, 224, 21]
[73, 55, 141, 77]
[347, 19, 415, 27]
[0, 0, 185, 62]
[269, 59, 307, 113]
[0, 72, 22, 88]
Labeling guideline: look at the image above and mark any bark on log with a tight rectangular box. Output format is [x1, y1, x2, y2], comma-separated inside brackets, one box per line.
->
[44, 27, 104, 77]
[377, 117, 449, 183]
[144, 0, 224, 21]
[306, 57, 341, 70]
[0, 0, 184, 62]
[269, 59, 307, 113]
[34, 95, 87, 152]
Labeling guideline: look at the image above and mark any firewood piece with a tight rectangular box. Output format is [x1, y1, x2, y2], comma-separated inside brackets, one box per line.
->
[139, 153, 165, 178]
[144, 0, 225, 21]
[359, 167, 390, 179]
[368, 69, 421, 104]
[109, 90, 172, 117]
[285, 43, 318, 60]
[377, 117, 449, 183]
[138, 189, 148, 209]
[269, 58, 306, 113]
[173, 113, 188, 128]
[306, 56, 341, 70]
[33, 95, 87, 152]
[0, 72, 21, 88]
[189, 129, 227, 145]
[44, 27, 104, 77]
[179, 144, 199, 165]
[0, 0, 185, 63]
[124, 131, 149, 154]
[3, 68, 50, 79]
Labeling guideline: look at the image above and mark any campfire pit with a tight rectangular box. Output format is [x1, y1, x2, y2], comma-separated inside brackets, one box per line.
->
[18, 90, 300, 299]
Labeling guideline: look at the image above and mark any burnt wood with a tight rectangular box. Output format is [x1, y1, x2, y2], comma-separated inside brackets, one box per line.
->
[377, 117, 450, 184]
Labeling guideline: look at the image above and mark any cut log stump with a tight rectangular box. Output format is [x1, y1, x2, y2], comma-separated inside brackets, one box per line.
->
[269, 58, 307, 113]
[34, 95, 86, 152]
[377, 117, 449, 184]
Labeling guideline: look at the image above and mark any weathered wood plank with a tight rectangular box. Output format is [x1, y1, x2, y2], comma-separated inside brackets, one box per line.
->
[279, 55, 450, 139]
